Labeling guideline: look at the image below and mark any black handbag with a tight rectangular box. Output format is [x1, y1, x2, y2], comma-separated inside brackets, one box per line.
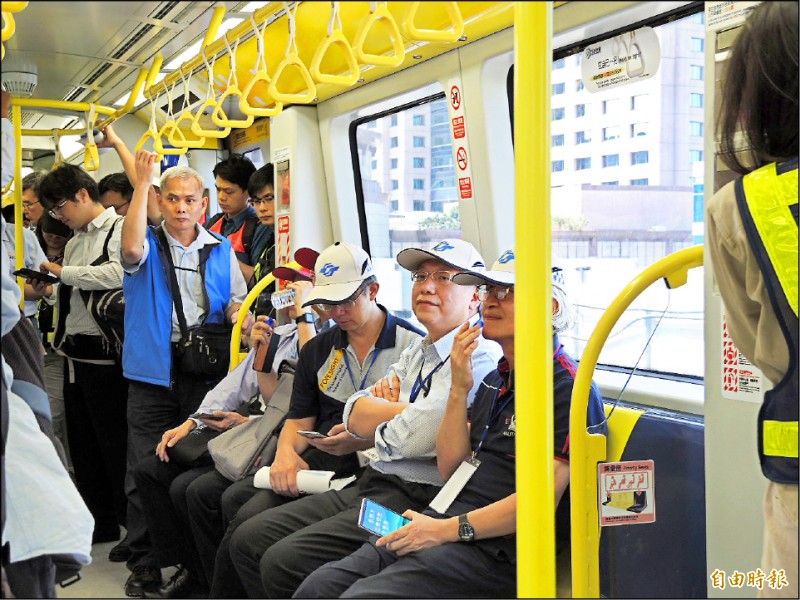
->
[156, 226, 232, 378]
[166, 426, 221, 468]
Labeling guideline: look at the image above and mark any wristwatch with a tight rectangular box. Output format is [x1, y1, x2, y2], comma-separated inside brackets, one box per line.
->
[458, 514, 475, 542]
[295, 313, 315, 325]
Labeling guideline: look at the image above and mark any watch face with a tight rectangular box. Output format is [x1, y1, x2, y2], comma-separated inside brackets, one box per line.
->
[459, 522, 475, 542]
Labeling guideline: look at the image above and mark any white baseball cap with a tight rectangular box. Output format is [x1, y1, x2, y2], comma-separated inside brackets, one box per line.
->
[453, 249, 516, 286]
[396, 239, 486, 273]
[302, 242, 375, 306]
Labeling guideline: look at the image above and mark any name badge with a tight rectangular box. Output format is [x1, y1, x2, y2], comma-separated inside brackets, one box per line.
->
[428, 457, 480, 514]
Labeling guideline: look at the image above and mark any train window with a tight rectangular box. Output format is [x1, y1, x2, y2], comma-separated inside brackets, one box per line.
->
[350, 90, 460, 327]
[524, 12, 706, 379]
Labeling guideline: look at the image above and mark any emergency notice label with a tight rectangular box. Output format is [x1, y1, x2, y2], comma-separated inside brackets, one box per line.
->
[721, 312, 763, 403]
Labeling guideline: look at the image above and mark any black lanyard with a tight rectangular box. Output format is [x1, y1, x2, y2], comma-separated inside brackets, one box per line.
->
[343, 349, 382, 393]
[472, 385, 514, 458]
[409, 355, 450, 404]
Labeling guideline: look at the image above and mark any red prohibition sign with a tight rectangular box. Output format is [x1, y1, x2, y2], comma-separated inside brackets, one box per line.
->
[450, 85, 461, 110]
[456, 147, 468, 170]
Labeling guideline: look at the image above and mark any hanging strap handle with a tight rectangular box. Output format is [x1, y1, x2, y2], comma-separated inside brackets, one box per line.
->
[268, 2, 317, 104]
[83, 104, 100, 171]
[170, 69, 207, 148]
[353, 1, 405, 68]
[240, 14, 284, 117]
[310, 1, 361, 87]
[212, 34, 255, 128]
[192, 52, 231, 138]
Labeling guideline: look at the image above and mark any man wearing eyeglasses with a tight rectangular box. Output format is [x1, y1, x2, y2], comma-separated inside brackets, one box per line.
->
[35, 163, 130, 559]
[296, 251, 608, 599]
[98, 172, 134, 217]
[21, 170, 48, 228]
[245, 163, 276, 291]
[228, 238, 503, 599]
[205, 240, 424, 598]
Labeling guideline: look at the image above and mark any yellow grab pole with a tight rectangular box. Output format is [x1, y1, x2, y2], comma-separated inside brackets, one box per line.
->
[569, 244, 704, 597]
[12, 103, 23, 305]
[230, 271, 277, 371]
[515, 2, 554, 598]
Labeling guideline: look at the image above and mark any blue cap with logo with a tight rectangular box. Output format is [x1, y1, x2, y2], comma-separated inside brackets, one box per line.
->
[302, 241, 375, 306]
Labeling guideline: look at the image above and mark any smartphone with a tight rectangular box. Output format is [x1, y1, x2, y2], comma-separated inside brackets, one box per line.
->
[357, 498, 410, 537]
[297, 430, 328, 439]
[13, 268, 59, 284]
[189, 412, 224, 421]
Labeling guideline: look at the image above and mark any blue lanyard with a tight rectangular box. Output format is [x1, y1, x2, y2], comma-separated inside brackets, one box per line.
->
[343, 349, 382, 393]
[409, 356, 450, 404]
[472, 383, 514, 458]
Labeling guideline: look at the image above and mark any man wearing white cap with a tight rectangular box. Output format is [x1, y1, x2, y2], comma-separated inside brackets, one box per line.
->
[209, 241, 423, 597]
[229, 238, 503, 598]
[296, 249, 608, 599]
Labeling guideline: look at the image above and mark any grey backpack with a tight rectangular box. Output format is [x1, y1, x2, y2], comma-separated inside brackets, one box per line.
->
[207, 359, 296, 481]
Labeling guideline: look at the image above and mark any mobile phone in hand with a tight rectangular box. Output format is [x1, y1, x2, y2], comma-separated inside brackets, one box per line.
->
[189, 412, 224, 421]
[297, 430, 328, 439]
[357, 498, 410, 537]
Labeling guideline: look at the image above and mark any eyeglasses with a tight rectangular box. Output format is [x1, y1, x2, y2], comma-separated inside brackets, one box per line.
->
[22, 199, 40, 209]
[314, 285, 367, 313]
[477, 284, 514, 301]
[248, 193, 275, 205]
[47, 199, 70, 218]
[410, 270, 456, 285]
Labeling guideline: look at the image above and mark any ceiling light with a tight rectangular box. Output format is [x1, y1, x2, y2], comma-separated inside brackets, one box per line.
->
[240, 2, 267, 12]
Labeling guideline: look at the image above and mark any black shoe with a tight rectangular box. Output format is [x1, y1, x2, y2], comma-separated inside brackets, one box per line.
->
[109, 536, 132, 562]
[125, 566, 162, 598]
[142, 567, 204, 599]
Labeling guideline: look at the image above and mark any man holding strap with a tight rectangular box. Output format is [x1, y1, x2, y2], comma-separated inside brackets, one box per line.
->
[119, 150, 249, 597]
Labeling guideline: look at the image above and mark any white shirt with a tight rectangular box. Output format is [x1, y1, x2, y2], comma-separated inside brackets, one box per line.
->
[1, 117, 14, 187]
[343, 313, 503, 486]
[123, 223, 247, 342]
[3, 223, 48, 317]
[60, 208, 124, 336]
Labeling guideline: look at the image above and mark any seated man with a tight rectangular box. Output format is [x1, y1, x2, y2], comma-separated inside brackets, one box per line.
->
[296, 250, 608, 598]
[200, 241, 425, 598]
[227, 239, 503, 598]
[131, 256, 324, 599]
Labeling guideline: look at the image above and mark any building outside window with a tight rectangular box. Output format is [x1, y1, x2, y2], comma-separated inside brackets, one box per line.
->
[413, 157, 425, 168]
[390, 114, 398, 126]
[553, 134, 565, 147]
[413, 114, 425, 126]
[391, 158, 398, 169]
[602, 154, 620, 168]
[689, 121, 703, 137]
[576, 79, 585, 92]
[553, 160, 565, 172]
[630, 178, 649, 185]
[631, 150, 649, 165]
[630, 123, 648, 137]
[391, 200, 398, 211]
[390, 137, 398, 148]
[391, 179, 399, 190]
[554, 58, 565, 69]
[689, 150, 703, 162]
[413, 179, 425, 190]
[690, 65, 703, 80]
[576, 103, 586, 117]
[690, 93, 703, 108]
[553, 82, 565, 95]
[602, 181, 619, 185]
[575, 157, 591, 170]
[691, 37, 704, 51]
[413, 200, 425, 211]
[631, 94, 648, 110]
[553, 107, 565, 120]
[576, 130, 591, 144]
[602, 98, 619, 114]
[603, 126, 620, 141]
[413, 136, 425, 147]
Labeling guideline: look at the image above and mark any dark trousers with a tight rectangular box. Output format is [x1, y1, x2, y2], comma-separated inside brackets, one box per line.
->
[3, 555, 55, 599]
[294, 535, 516, 599]
[125, 370, 219, 571]
[228, 468, 440, 598]
[63, 358, 128, 540]
[131, 456, 214, 588]
[203, 449, 362, 598]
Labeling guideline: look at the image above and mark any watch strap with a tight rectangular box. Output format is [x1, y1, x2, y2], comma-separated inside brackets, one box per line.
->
[295, 313, 315, 324]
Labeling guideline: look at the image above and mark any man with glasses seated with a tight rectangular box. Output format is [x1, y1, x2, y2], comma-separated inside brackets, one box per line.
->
[204, 240, 424, 598]
[35, 163, 130, 558]
[245, 163, 276, 291]
[227, 238, 503, 599]
[296, 250, 608, 599]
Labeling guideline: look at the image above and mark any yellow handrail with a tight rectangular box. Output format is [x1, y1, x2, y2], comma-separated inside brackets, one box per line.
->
[402, 1, 465, 43]
[515, 2, 555, 597]
[12, 103, 23, 305]
[230, 271, 279, 371]
[568, 244, 704, 598]
[352, 2, 405, 68]
[1, 2, 28, 13]
[1, 11, 14, 42]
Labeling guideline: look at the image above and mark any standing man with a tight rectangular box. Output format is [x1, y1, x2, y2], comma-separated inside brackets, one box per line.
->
[98, 172, 134, 216]
[21, 171, 47, 228]
[205, 154, 269, 283]
[119, 150, 250, 597]
[228, 239, 503, 598]
[36, 164, 129, 552]
[246, 163, 276, 290]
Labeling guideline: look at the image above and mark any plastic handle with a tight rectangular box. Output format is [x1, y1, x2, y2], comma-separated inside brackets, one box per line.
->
[239, 72, 284, 117]
[134, 130, 163, 161]
[169, 111, 207, 148]
[211, 86, 255, 128]
[153, 121, 188, 155]
[268, 52, 318, 104]
[402, 1, 464, 43]
[1, 2, 28, 13]
[191, 98, 231, 139]
[353, 4, 405, 68]
[83, 142, 100, 171]
[1, 12, 15, 42]
[310, 29, 361, 86]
